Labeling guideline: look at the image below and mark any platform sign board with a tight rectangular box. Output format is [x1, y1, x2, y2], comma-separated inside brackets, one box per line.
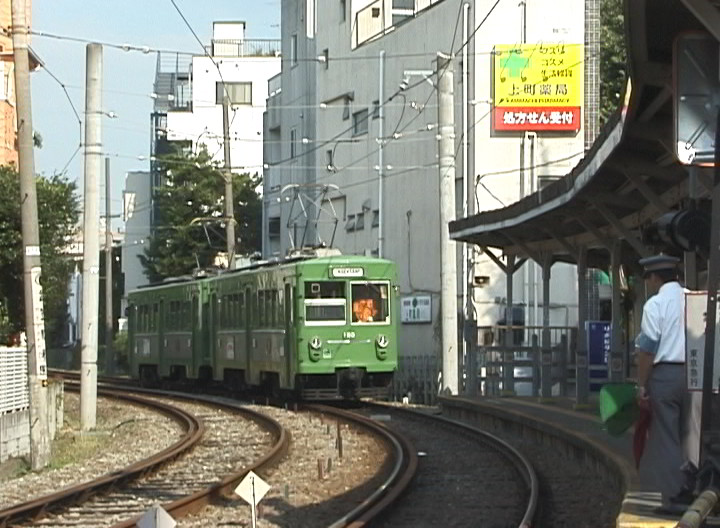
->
[401, 295, 432, 324]
[685, 292, 720, 392]
[493, 42, 583, 132]
[674, 33, 720, 166]
[587, 321, 610, 391]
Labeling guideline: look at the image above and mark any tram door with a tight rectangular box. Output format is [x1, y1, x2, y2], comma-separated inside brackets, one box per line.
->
[284, 282, 294, 386]
[245, 287, 252, 381]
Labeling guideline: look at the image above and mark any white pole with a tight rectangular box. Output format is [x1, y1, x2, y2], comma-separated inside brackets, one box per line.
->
[81, 43, 102, 430]
[11, 0, 51, 469]
[378, 50, 385, 258]
[250, 476, 257, 528]
[437, 52, 458, 395]
[461, 3, 470, 389]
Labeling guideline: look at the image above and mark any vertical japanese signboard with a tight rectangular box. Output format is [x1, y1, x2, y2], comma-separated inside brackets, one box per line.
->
[685, 292, 720, 392]
[493, 42, 584, 132]
[587, 321, 610, 391]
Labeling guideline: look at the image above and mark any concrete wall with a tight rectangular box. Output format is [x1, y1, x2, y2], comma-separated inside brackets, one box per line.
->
[1, 380, 63, 463]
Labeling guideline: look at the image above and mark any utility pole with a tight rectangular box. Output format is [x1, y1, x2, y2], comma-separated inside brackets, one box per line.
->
[81, 43, 102, 430]
[222, 95, 235, 269]
[377, 50, 385, 258]
[436, 52, 458, 395]
[104, 157, 113, 375]
[11, 0, 50, 470]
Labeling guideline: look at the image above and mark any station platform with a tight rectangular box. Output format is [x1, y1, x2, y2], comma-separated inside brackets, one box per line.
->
[439, 394, 718, 528]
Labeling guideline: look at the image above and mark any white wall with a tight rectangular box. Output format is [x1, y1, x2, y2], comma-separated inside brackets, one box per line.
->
[167, 55, 280, 176]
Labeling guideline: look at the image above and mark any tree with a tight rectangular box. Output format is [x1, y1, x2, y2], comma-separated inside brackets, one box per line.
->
[139, 147, 263, 283]
[600, 0, 627, 125]
[0, 166, 79, 345]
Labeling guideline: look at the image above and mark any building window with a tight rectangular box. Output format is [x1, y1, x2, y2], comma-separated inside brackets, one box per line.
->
[372, 209, 380, 227]
[352, 109, 369, 136]
[322, 48, 329, 69]
[216, 82, 252, 105]
[291, 34, 298, 66]
[269, 217, 280, 237]
[290, 128, 297, 158]
[343, 98, 350, 120]
[340, 0, 346, 21]
[372, 100, 380, 119]
[345, 214, 356, 231]
[355, 212, 365, 230]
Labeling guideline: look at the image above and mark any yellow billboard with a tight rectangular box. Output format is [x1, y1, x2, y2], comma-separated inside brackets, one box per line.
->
[493, 43, 584, 132]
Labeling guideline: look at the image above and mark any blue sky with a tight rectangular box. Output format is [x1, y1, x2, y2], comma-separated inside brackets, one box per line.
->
[31, 0, 280, 226]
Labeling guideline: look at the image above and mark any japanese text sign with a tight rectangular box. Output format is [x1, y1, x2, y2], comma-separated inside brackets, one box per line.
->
[493, 43, 584, 132]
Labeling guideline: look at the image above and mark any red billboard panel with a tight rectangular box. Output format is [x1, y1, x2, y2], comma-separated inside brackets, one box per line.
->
[493, 106, 581, 132]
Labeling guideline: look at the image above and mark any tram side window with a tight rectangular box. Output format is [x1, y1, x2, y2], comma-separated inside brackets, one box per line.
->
[304, 281, 346, 324]
[258, 291, 266, 327]
[351, 282, 390, 323]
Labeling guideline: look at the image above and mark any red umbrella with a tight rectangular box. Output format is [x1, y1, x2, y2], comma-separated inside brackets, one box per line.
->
[633, 406, 651, 469]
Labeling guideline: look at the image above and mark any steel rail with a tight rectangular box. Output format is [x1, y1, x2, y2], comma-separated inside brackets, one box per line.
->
[109, 391, 290, 527]
[0, 384, 204, 528]
[363, 403, 539, 528]
[303, 403, 418, 528]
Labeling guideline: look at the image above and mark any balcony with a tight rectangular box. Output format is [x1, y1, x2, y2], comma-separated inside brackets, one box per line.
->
[211, 39, 281, 57]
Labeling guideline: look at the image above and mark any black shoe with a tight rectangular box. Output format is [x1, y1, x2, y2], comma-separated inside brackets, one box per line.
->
[671, 489, 696, 506]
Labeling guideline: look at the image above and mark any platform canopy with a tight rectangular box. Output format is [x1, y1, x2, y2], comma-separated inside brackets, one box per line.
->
[449, 0, 717, 274]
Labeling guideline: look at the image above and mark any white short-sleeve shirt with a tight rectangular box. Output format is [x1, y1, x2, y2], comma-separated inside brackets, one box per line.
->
[635, 281, 686, 363]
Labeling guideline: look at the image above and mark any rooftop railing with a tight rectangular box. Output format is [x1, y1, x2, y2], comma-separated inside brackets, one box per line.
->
[211, 39, 281, 57]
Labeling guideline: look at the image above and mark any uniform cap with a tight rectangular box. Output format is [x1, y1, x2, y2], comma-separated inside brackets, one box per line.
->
[638, 254, 680, 275]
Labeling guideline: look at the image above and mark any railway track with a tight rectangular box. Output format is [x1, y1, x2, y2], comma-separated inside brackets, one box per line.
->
[2, 376, 420, 527]
[353, 403, 539, 528]
[0, 382, 289, 528]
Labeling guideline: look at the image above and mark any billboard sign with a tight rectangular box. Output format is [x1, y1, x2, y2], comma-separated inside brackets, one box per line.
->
[493, 43, 584, 132]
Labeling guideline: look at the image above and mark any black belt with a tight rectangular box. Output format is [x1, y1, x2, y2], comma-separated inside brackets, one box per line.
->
[655, 361, 684, 366]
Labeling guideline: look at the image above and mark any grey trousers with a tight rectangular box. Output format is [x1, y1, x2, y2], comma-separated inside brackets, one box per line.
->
[641, 364, 700, 500]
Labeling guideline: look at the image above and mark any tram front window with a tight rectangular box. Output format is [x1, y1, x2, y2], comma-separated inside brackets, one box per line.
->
[304, 281, 346, 325]
[351, 282, 389, 324]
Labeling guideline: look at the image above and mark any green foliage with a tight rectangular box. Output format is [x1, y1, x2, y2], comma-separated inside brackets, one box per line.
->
[600, 0, 627, 125]
[139, 147, 263, 283]
[0, 166, 79, 345]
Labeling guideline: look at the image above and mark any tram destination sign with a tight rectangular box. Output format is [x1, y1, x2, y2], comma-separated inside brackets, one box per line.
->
[330, 267, 364, 278]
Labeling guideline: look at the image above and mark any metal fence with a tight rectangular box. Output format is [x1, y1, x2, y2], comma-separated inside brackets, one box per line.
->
[211, 39, 281, 57]
[466, 325, 577, 398]
[0, 347, 29, 415]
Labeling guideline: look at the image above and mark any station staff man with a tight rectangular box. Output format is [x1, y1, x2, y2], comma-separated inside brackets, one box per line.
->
[634, 254, 698, 513]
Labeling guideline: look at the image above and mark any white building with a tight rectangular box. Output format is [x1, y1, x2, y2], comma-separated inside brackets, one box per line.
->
[159, 21, 281, 173]
[263, 0, 596, 401]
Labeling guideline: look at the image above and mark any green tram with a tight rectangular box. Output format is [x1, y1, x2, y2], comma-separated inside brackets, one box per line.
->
[127, 253, 399, 399]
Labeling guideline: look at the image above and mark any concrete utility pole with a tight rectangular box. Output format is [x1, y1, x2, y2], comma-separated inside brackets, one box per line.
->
[81, 43, 103, 431]
[436, 52, 459, 395]
[104, 157, 113, 375]
[222, 95, 235, 268]
[377, 50, 385, 258]
[11, 0, 51, 470]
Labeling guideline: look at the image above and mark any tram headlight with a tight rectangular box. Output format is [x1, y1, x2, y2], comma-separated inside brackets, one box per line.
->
[309, 336, 322, 361]
[375, 334, 389, 360]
